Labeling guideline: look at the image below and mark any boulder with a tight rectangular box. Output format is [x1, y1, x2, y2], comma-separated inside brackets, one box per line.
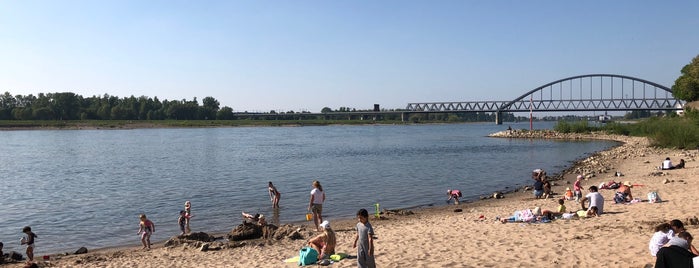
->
[75, 247, 88, 254]
[228, 222, 263, 241]
[182, 232, 215, 242]
[272, 224, 304, 240]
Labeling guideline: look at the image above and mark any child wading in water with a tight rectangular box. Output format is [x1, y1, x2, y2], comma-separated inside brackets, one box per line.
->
[21, 226, 37, 263]
[178, 210, 187, 236]
[137, 214, 155, 250]
[353, 209, 376, 268]
[184, 201, 192, 234]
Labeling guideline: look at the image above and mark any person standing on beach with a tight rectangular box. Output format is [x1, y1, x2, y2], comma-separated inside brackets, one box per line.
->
[354, 209, 375, 268]
[137, 214, 155, 250]
[309, 180, 326, 232]
[573, 175, 583, 202]
[20, 226, 37, 263]
[268, 181, 281, 208]
[580, 185, 604, 214]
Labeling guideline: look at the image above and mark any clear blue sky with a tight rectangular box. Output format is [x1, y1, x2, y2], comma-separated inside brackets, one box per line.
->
[1, 1, 698, 113]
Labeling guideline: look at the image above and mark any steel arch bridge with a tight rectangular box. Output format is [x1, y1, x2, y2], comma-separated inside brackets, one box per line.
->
[405, 74, 685, 124]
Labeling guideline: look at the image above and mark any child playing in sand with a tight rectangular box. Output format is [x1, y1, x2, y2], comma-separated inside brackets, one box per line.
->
[648, 222, 671, 257]
[21, 226, 37, 262]
[184, 201, 192, 233]
[137, 214, 155, 250]
[178, 210, 187, 236]
[573, 175, 583, 202]
[354, 209, 375, 268]
[557, 199, 566, 214]
[564, 187, 574, 200]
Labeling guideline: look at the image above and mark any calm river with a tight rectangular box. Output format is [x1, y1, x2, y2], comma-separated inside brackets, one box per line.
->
[0, 122, 617, 255]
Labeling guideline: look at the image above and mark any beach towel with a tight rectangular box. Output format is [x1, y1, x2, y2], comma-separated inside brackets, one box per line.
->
[515, 209, 535, 222]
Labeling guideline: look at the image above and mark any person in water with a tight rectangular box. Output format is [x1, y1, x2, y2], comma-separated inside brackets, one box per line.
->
[268, 181, 281, 208]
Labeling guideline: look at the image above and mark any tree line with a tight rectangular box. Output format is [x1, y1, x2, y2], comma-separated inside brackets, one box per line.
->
[0, 92, 526, 122]
[0, 92, 231, 121]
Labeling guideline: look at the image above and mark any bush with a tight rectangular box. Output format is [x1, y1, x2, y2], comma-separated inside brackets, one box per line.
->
[554, 120, 595, 133]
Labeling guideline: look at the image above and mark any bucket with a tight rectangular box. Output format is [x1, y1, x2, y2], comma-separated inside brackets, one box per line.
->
[305, 212, 312, 221]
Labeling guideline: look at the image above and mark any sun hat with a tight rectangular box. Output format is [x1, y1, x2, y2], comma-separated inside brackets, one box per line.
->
[319, 220, 330, 229]
[623, 181, 632, 187]
[566, 187, 571, 191]
[576, 175, 583, 179]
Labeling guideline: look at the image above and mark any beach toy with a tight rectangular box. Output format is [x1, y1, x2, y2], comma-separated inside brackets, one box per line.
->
[305, 212, 312, 221]
[374, 203, 380, 218]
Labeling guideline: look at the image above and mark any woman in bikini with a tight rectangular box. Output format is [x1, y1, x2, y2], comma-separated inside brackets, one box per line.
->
[268, 182, 281, 208]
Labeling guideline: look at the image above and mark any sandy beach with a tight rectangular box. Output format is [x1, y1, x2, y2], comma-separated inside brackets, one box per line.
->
[6, 132, 698, 268]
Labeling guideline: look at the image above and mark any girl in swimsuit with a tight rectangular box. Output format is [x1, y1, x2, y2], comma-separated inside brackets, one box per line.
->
[138, 214, 155, 250]
[268, 182, 281, 208]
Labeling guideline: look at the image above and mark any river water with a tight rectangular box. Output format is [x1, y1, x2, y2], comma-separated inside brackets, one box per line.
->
[0, 122, 617, 255]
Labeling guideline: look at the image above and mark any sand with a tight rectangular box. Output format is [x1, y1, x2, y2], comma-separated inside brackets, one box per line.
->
[8, 134, 698, 268]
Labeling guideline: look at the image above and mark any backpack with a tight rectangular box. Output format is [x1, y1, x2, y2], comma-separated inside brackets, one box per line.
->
[298, 246, 318, 266]
[647, 191, 661, 203]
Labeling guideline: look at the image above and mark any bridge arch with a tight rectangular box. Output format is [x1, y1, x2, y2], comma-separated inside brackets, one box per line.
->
[496, 74, 682, 113]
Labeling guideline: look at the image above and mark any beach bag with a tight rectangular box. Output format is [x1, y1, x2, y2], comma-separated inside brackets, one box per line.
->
[647, 191, 661, 203]
[298, 246, 318, 266]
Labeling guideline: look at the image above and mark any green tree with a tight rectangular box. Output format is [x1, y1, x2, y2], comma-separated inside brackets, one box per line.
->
[672, 54, 699, 102]
[216, 106, 235, 120]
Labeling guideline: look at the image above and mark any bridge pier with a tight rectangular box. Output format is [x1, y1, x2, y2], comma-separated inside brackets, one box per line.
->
[495, 111, 503, 125]
[401, 112, 408, 122]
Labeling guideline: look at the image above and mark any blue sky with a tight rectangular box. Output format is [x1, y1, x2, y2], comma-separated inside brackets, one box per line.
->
[1, 1, 698, 113]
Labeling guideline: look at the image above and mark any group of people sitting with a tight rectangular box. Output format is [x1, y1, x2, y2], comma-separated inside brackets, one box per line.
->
[532, 169, 552, 199]
[651, 219, 699, 267]
[661, 157, 685, 170]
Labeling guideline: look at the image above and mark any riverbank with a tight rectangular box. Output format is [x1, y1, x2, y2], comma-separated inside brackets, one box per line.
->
[7, 132, 699, 267]
[0, 119, 409, 130]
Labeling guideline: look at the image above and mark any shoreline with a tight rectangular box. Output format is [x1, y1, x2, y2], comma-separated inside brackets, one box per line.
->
[9, 131, 698, 267]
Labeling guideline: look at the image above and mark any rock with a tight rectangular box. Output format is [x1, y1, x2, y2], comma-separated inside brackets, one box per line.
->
[453, 208, 463, 212]
[273, 224, 305, 240]
[663, 179, 670, 184]
[492, 192, 503, 199]
[182, 232, 215, 242]
[228, 222, 263, 241]
[74, 247, 88, 254]
[261, 224, 278, 240]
